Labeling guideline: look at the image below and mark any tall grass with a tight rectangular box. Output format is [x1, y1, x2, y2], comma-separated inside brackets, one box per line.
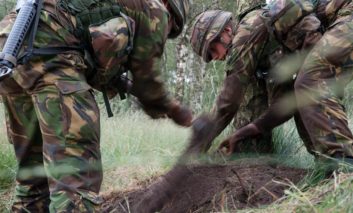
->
[0, 82, 353, 211]
[0, 107, 191, 210]
[272, 120, 314, 169]
[100, 111, 190, 192]
[0, 106, 16, 211]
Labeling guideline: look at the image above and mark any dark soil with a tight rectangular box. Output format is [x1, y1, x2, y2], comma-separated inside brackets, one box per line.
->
[102, 161, 307, 213]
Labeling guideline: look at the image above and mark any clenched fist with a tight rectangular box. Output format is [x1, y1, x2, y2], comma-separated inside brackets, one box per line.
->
[167, 101, 193, 127]
[219, 123, 261, 154]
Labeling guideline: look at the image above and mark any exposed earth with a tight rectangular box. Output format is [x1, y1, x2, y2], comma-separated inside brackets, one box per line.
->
[102, 116, 307, 212]
[102, 161, 307, 213]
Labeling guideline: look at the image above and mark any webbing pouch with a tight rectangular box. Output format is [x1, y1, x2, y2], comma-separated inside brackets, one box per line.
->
[75, 5, 121, 38]
[265, 0, 315, 40]
[58, 0, 101, 15]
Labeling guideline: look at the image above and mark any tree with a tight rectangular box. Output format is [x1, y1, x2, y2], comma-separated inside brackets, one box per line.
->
[0, 0, 16, 19]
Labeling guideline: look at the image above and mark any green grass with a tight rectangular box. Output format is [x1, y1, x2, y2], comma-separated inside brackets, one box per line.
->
[0, 106, 16, 211]
[100, 111, 190, 192]
[0, 96, 353, 211]
[239, 172, 353, 213]
[272, 119, 314, 169]
[0, 108, 191, 210]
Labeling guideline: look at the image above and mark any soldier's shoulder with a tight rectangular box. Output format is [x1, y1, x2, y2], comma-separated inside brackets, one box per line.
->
[239, 9, 263, 25]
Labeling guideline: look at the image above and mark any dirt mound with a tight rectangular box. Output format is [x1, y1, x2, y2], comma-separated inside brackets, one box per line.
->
[102, 162, 307, 212]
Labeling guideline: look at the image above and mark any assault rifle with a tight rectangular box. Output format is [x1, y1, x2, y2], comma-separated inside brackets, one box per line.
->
[0, 0, 43, 80]
[0, 0, 132, 117]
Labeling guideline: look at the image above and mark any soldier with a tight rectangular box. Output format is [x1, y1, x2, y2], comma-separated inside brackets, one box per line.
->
[0, 0, 192, 212]
[191, 0, 353, 171]
[189, 6, 321, 153]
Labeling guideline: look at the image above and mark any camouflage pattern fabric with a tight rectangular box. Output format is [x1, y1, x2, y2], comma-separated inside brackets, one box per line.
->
[117, 0, 175, 118]
[3, 85, 102, 213]
[218, 0, 353, 158]
[88, 15, 135, 94]
[0, 3, 102, 211]
[166, 0, 190, 38]
[210, 9, 272, 141]
[190, 7, 317, 155]
[190, 10, 233, 62]
[190, 10, 273, 153]
[316, 0, 351, 27]
[0, 0, 176, 211]
[295, 1, 353, 158]
[266, 0, 315, 40]
[231, 79, 273, 153]
[190, 8, 322, 153]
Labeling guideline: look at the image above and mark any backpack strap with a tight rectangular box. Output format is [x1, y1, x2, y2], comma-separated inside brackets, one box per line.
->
[18, 0, 83, 64]
[237, 3, 267, 22]
[102, 86, 114, 117]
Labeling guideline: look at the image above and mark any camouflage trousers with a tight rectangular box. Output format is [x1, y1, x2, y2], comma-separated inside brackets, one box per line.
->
[1, 56, 103, 212]
[294, 15, 353, 158]
[3, 85, 103, 212]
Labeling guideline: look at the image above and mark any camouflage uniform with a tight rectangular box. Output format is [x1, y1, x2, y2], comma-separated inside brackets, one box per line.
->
[191, 0, 353, 160]
[295, 0, 353, 158]
[0, 0, 182, 211]
[248, 0, 353, 159]
[190, 8, 321, 153]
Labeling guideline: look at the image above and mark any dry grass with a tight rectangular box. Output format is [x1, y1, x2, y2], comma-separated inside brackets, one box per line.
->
[0, 109, 191, 211]
[241, 172, 353, 213]
[0, 105, 352, 212]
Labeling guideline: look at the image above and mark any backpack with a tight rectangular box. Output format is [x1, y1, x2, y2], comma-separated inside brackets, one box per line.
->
[264, 0, 316, 41]
[57, 0, 135, 116]
[58, 0, 135, 90]
[242, 0, 321, 82]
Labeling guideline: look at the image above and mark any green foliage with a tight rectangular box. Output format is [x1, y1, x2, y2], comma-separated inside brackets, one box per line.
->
[0, 0, 16, 19]
[0, 109, 190, 209]
[100, 111, 190, 191]
[272, 119, 314, 168]
[0, 0, 353, 211]
[245, 172, 353, 213]
[0, 105, 16, 212]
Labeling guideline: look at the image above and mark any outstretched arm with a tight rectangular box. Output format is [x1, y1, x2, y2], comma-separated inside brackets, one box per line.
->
[220, 83, 297, 153]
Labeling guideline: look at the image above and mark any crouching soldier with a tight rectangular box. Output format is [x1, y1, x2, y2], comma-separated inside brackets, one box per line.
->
[191, 0, 353, 173]
[189, 4, 321, 154]
[0, 0, 192, 212]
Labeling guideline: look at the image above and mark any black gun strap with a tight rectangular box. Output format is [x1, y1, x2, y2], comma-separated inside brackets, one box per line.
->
[102, 86, 114, 118]
[27, 0, 43, 54]
[18, 0, 83, 63]
[17, 0, 43, 64]
[32, 46, 83, 55]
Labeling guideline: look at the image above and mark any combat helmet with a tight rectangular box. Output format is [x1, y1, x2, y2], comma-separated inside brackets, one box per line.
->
[190, 10, 233, 62]
[167, 0, 190, 38]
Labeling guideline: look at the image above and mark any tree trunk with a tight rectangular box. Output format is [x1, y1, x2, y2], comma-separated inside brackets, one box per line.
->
[175, 35, 188, 102]
[190, 54, 206, 112]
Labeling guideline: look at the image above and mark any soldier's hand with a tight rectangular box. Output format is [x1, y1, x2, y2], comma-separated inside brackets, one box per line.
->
[219, 123, 261, 154]
[167, 101, 193, 127]
[219, 136, 236, 155]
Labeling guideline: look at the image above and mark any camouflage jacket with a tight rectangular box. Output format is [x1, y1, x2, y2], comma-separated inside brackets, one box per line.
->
[0, 0, 173, 117]
[213, 0, 353, 135]
[316, 0, 353, 28]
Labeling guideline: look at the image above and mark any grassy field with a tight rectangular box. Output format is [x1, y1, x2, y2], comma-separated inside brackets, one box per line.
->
[0, 107, 192, 211]
[0, 101, 352, 212]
